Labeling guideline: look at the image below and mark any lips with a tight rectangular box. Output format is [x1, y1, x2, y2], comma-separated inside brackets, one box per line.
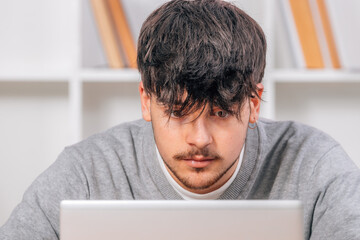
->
[182, 156, 214, 168]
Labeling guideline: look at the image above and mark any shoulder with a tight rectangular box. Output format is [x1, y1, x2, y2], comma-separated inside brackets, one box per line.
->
[66, 119, 150, 155]
[257, 118, 339, 152]
[257, 118, 357, 175]
[58, 119, 153, 171]
[256, 118, 350, 172]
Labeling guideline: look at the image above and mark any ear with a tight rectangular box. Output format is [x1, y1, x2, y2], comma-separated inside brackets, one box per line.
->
[249, 83, 264, 123]
[139, 81, 152, 122]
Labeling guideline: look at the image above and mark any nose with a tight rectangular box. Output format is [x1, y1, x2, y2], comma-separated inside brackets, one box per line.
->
[185, 117, 213, 149]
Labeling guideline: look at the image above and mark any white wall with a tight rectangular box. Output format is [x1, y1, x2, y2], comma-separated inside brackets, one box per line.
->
[0, 83, 71, 225]
[0, 0, 76, 226]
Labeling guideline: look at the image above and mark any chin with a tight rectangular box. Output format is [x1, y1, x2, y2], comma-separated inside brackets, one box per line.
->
[180, 173, 220, 191]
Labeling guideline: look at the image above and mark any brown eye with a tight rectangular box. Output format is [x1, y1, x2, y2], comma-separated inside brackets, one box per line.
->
[215, 110, 229, 118]
[170, 110, 182, 118]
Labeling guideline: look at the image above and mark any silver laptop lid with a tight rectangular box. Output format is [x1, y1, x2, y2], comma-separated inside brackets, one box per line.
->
[60, 200, 303, 240]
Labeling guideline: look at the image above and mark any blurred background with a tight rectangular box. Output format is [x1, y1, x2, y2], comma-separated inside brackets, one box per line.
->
[0, 0, 359, 226]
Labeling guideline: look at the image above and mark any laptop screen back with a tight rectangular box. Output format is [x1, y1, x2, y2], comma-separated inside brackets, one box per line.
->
[60, 200, 303, 240]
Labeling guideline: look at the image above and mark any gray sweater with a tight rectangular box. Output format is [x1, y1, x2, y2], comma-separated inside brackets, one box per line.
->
[1, 118, 360, 239]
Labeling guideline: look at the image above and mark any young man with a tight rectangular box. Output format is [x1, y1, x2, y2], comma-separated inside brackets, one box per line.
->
[1, 0, 360, 239]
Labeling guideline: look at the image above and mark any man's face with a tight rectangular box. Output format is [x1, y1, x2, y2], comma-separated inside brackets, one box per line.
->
[139, 82, 262, 194]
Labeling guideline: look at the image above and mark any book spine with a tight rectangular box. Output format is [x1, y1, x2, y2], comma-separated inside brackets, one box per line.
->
[288, 0, 324, 68]
[316, 0, 341, 68]
[309, 0, 332, 68]
[107, 0, 137, 69]
[90, 0, 124, 68]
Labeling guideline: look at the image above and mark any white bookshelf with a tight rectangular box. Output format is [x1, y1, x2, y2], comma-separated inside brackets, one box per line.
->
[81, 68, 140, 82]
[0, 73, 70, 82]
[0, 0, 359, 227]
[271, 69, 360, 83]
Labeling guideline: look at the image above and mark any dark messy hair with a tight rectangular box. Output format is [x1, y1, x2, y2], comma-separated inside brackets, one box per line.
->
[137, 0, 266, 118]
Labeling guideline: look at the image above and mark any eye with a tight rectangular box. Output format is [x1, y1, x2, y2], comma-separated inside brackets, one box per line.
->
[170, 112, 180, 118]
[214, 110, 229, 118]
[169, 109, 182, 118]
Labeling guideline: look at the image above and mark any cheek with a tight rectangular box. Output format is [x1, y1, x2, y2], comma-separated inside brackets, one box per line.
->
[153, 120, 183, 157]
[214, 122, 247, 156]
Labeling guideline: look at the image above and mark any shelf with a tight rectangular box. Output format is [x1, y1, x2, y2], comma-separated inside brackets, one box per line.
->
[271, 69, 360, 83]
[80, 68, 141, 82]
[0, 71, 70, 82]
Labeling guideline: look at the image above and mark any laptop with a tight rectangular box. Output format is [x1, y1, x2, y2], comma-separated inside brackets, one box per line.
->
[60, 200, 304, 240]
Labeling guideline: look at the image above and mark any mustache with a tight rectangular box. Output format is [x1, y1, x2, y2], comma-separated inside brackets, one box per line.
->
[173, 148, 222, 160]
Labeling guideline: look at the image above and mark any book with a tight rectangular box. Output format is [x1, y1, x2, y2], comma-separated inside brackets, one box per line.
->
[308, 0, 332, 68]
[325, 0, 360, 70]
[315, 0, 341, 69]
[281, 0, 325, 68]
[107, 0, 137, 68]
[90, 0, 124, 68]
